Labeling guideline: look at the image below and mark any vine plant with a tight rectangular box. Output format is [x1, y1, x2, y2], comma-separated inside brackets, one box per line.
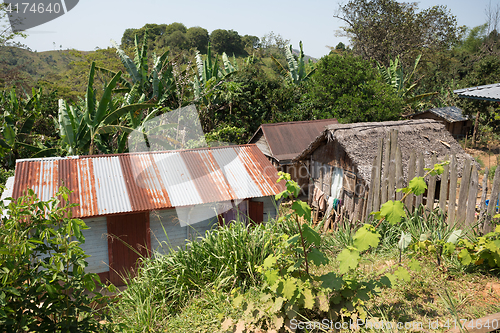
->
[222, 172, 398, 332]
[373, 159, 500, 271]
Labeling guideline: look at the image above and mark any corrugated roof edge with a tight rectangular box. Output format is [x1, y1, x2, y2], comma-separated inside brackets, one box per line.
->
[454, 83, 500, 94]
[15, 144, 259, 163]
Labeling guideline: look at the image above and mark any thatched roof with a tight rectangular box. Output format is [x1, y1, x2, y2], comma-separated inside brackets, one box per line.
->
[293, 119, 475, 184]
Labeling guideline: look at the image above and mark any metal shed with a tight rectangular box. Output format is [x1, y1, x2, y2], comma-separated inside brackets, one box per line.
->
[7, 144, 285, 285]
[248, 119, 338, 195]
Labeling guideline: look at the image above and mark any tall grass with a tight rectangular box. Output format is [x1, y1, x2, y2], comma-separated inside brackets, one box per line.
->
[107, 218, 298, 331]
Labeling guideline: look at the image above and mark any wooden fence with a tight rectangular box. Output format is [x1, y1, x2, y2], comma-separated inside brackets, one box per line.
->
[359, 130, 500, 234]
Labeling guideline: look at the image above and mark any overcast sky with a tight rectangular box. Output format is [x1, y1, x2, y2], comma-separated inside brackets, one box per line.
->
[4, 0, 499, 59]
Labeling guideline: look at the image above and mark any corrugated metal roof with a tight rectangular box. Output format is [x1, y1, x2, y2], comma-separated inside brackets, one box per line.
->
[421, 106, 468, 123]
[454, 83, 500, 101]
[248, 119, 338, 164]
[11, 145, 285, 218]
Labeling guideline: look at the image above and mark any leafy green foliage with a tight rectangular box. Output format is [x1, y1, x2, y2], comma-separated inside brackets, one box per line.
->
[225, 174, 394, 331]
[0, 187, 108, 331]
[303, 54, 405, 123]
[334, 0, 463, 67]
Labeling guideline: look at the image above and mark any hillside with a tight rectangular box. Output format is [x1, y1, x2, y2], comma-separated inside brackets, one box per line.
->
[0, 47, 84, 88]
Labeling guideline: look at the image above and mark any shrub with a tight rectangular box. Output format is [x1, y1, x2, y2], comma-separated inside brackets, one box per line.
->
[0, 187, 108, 332]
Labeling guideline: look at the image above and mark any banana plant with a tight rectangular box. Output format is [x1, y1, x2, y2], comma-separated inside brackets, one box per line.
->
[0, 88, 56, 168]
[57, 62, 155, 155]
[377, 54, 437, 104]
[104, 30, 176, 107]
[271, 41, 316, 84]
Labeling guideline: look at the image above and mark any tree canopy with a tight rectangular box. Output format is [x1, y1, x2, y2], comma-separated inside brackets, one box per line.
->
[303, 54, 405, 123]
[334, 0, 464, 67]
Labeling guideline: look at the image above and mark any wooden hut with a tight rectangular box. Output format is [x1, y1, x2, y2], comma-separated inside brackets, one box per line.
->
[408, 106, 473, 138]
[293, 119, 474, 221]
[248, 119, 338, 194]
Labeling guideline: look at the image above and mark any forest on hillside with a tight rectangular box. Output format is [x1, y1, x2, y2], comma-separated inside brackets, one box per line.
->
[1, 0, 500, 185]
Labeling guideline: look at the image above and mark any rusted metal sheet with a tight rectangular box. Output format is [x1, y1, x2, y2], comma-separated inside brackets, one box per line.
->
[11, 145, 285, 218]
[248, 119, 338, 164]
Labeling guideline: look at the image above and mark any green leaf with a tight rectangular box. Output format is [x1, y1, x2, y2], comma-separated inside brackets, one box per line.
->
[302, 224, 320, 247]
[337, 248, 360, 274]
[408, 259, 422, 272]
[458, 249, 472, 266]
[303, 288, 315, 310]
[264, 270, 280, 286]
[353, 224, 380, 251]
[394, 266, 411, 282]
[442, 243, 456, 256]
[263, 255, 276, 269]
[291, 200, 311, 222]
[319, 272, 343, 291]
[233, 294, 244, 307]
[271, 297, 285, 313]
[45, 284, 57, 298]
[379, 200, 406, 225]
[283, 278, 297, 300]
[307, 248, 329, 266]
[408, 177, 427, 196]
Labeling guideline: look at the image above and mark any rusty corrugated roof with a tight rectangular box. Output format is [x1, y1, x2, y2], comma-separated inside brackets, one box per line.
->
[11, 145, 285, 218]
[248, 119, 338, 164]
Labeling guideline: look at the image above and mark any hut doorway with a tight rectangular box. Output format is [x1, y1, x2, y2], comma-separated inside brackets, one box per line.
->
[107, 212, 150, 285]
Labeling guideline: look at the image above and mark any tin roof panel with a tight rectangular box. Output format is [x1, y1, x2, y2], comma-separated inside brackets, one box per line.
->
[11, 145, 283, 218]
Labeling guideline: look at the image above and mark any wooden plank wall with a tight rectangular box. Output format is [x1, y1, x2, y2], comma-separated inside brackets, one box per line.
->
[363, 130, 500, 233]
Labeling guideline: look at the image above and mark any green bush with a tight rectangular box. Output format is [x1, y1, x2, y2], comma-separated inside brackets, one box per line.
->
[107, 218, 298, 331]
[0, 187, 108, 332]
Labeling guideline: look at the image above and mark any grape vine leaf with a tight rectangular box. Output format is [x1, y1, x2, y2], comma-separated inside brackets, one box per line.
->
[263, 255, 277, 269]
[307, 247, 329, 266]
[459, 249, 472, 265]
[264, 269, 280, 285]
[408, 259, 422, 272]
[409, 177, 427, 196]
[303, 288, 315, 310]
[302, 224, 321, 247]
[271, 297, 285, 313]
[319, 272, 344, 291]
[442, 243, 456, 256]
[292, 200, 311, 221]
[379, 200, 406, 225]
[394, 266, 411, 281]
[353, 224, 380, 251]
[337, 248, 360, 274]
[283, 278, 297, 300]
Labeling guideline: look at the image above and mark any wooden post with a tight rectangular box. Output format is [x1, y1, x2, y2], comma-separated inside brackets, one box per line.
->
[484, 166, 500, 234]
[439, 155, 450, 214]
[361, 190, 369, 223]
[415, 152, 425, 208]
[448, 155, 458, 226]
[405, 152, 416, 212]
[381, 134, 391, 205]
[395, 144, 404, 201]
[456, 159, 472, 228]
[372, 137, 384, 212]
[426, 154, 438, 213]
[366, 157, 377, 219]
[465, 165, 479, 228]
[479, 167, 489, 222]
[388, 130, 398, 201]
